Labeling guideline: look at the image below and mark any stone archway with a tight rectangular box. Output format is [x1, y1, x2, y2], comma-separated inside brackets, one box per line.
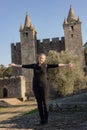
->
[3, 88, 8, 98]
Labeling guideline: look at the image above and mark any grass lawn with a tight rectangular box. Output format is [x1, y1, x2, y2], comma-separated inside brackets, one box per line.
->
[24, 108, 38, 115]
[0, 107, 4, 110]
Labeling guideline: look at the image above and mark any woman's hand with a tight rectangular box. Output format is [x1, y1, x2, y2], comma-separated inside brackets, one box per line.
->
[9, 63, 17, 67]
[68, 63, 74, 68]
[8, 63, 22, 68]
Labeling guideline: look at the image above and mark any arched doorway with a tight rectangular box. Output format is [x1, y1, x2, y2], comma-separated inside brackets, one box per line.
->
[3, 88, 8, 98]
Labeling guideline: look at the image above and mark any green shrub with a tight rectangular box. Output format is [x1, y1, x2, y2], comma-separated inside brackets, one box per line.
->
[47, 50, 86, 96]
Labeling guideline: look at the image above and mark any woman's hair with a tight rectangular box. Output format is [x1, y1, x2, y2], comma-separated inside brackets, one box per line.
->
[39, 53, 46, 58]
[36, 53, 47, 63]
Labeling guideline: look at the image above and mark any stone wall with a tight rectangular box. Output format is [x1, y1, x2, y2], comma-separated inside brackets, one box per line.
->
[63, 20, 83, 57]
[11, 37, 65, 98]
[11, 43, 22, 76]
[37, 37, 65, 55]
[49, 92, 87, 112]
[11, 42, 21, 64]
[0, 76, 26, 100]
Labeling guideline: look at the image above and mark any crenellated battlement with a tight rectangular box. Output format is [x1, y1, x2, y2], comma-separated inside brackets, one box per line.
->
[38, 37, 64, 43]
[11, 37, 65, 58]
[37, 37, 65, 54]
[11, 42, 20, 50]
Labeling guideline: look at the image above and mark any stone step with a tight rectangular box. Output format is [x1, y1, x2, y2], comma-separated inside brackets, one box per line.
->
[49, 92, 87, 112]
[0, 98, 22, 107]
[49, 101, 87, 112]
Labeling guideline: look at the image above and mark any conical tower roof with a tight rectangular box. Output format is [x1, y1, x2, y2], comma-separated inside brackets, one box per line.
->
[67, 5, 77, 22]
[24, 12, 31, 28]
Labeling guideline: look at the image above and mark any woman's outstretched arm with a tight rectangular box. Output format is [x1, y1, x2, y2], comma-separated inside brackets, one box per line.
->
[59, 63, 73, 67]
[9, 63, 22, 68]
[47, 63, 73, 69]
[9, 63, 35, 69]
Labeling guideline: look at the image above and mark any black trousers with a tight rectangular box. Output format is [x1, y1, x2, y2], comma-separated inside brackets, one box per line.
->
[33, 86, 49, 123]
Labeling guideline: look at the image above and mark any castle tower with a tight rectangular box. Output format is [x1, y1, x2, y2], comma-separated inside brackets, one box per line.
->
[20, 13, 37, 98]
[63, 5, 83, 58]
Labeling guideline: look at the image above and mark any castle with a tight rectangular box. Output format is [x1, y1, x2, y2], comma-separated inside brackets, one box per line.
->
[11, 6, 84, 98]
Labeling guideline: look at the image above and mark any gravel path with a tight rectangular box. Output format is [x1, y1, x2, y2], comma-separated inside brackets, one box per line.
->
[0, 101, 87, 130]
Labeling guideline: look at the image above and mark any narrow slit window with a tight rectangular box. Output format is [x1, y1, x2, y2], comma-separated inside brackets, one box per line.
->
[71, 34, 73, 38]
[71, 26, 74, 31]
[25, 32, 28, 37]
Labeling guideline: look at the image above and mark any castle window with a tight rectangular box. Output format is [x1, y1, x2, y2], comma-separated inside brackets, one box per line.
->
[71, 34, 73, 38]
[3, 88, 8, 98]
[25, 32, 28, 37]
[71, 26, 74, 31]
[23, 32, 28, 37]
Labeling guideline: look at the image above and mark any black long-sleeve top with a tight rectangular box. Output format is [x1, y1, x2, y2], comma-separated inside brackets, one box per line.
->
[22, 63, 59, 89]
[22, 64, 58, 69]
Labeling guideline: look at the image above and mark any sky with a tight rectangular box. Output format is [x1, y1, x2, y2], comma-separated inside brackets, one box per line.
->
[0, 0, 87, 66]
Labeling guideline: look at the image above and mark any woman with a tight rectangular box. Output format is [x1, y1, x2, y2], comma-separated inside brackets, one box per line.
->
[9, 53, 73, 125]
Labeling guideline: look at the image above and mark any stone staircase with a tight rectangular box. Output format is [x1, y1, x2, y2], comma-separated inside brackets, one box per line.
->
[0, 98, 22, 107]
[49, 92, 87, 112]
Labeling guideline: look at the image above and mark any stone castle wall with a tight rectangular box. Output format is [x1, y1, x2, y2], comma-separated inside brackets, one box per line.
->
[11, 37, 65, 76]
[64, 22, 83, 57]
[11, 42, 21, 64]
[11, 37, 65, 64]
[36, 37, 65, 55]
[11, 37, 65, 98]
[11, 43, 22, 76]
[0, 76, 26, 100]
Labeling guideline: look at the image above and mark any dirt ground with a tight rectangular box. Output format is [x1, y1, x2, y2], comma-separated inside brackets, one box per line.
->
[0, 101, 87, 130]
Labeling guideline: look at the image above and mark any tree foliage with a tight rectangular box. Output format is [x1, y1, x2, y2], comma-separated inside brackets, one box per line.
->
[0, 65, 12, 78]
[47, 50, 86, 96]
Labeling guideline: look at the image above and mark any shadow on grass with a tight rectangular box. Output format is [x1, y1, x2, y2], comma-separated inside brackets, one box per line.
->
[23, 108, 38, 115]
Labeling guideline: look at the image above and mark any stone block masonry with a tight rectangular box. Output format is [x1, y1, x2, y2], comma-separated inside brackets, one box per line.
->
[37, 37, 65, 55]
[0, 76, 26, 101]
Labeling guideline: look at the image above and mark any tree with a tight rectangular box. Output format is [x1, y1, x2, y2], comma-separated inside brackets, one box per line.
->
[0, 65, 5, 78]
[0, 65, 12, 78]
[47, 50, 86, 96]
